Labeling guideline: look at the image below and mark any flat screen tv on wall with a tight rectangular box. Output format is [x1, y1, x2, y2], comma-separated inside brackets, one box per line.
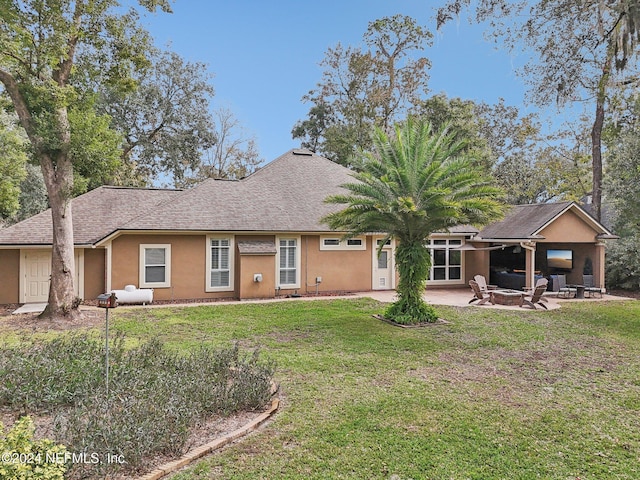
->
[547, 249, 573, 270]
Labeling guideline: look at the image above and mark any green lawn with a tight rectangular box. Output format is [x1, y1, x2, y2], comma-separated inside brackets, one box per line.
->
[109, 298, 640, 479]
[6, 299, 640, 480]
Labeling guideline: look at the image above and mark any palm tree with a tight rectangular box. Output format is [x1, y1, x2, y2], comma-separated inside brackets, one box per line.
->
[324, 119, 505, 324]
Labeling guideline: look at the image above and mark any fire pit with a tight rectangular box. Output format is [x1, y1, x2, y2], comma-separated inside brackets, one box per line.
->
[491, 289, 524, 306]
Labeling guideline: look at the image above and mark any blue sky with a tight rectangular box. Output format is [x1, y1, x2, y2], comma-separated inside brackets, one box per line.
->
[138, 0, 549, 163]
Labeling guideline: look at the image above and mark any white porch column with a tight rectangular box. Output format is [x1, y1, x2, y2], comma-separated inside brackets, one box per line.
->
[522, 242, 537, 289]
[595, 242, 606, 289]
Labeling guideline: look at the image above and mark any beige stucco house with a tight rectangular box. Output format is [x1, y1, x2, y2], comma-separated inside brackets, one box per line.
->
[0, 149, 615, 305]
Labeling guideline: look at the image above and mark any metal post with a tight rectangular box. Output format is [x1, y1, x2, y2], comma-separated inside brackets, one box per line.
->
[105, 307, 109, 396]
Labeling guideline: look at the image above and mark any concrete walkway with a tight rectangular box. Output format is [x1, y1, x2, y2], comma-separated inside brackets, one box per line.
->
[11, 303, 47, 315]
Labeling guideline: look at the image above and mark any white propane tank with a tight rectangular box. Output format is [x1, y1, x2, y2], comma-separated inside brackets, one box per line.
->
[111, 285, 154, 305]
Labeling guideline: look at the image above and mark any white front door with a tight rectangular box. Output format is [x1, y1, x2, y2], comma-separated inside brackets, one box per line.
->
[23, 250, 51, 303]
[372, 238, 394, 290]
[21, 250, 84, 303]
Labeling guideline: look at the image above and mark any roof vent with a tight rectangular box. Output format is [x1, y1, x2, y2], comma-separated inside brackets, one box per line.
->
[292, 149, 313, 156]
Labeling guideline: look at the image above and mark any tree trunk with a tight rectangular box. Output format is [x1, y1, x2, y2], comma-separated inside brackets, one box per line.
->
[0, 69, 81, 321]
[591, 98, 604, 222]
[385, 240, 437, 324]
[38, 111, 81, 321]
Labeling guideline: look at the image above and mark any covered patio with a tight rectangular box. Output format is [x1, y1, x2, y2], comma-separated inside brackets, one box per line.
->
[461, 202, 617, 292]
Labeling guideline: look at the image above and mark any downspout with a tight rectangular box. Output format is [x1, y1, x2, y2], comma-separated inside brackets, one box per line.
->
[105, 241, 112, 293]
[520, 241, 536, 289]
[305, 236, 308, 295]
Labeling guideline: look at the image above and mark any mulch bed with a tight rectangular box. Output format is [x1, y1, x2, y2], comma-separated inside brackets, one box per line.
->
[0, 309, 106, 333]
[609, 289, 640, 299]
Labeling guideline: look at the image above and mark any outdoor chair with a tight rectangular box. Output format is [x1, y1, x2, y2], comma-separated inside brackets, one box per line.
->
[523, 277, 549, 301]
[583, 274, 604, 298]
[473, 274, 498, 293]
[551, 274, 576, 298]
[520, 282, 548, 310]
[468, 280, 494, 306]
[523, 277, 548, 291]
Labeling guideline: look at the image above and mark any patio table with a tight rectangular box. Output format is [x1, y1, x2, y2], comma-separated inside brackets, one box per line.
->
[567, 284, 586, 299]
[491, 289, 525, 306]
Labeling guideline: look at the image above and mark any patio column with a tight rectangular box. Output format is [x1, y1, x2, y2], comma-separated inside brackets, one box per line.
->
[523, 242, 536, 289]
[594, 242, 606, 289]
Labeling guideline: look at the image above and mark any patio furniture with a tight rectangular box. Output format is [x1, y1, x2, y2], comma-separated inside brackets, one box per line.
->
[492, 289, 525, 306]
[523, 277, 548, 291]
[468, 280, 494, 305]
[474, 274, 497, 293]
[492, 270, 545, 290]
[550, 274, 577, 298]
[522, 277, 549, 302]
[520, 283, 548, 310]
[568, 284, 586, 299]
[583, 275, 604, 298]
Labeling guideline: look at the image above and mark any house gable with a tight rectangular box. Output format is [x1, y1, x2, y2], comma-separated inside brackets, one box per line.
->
[478, 202, 612, 242]
[537, 208, 604, 243]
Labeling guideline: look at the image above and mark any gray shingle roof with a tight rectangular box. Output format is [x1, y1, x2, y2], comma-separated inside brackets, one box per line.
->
[237, 240, 277, 255]
[0, 149, 533, 246]
[0, 186, 181, 245]
[478, 202, 574, 240]
[120, 149, 356, 233]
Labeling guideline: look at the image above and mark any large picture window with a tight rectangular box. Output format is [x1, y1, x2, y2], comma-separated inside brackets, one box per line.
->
[140, 244, 171, 288]
[427, 238, 463, 283]
[278, 238, 298, 287]
[207, 236, 234, 292]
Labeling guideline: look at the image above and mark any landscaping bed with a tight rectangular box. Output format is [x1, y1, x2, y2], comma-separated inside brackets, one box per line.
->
[0, 332, 275, 479]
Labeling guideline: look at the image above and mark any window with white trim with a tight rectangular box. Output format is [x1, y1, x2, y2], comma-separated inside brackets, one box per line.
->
[320, 235, 366, 250]
[323, 238, 341, 247]
[427, 238, 463, 282]
[140, 244, 171, 288]
[279, 238, 298, 286]
[207, 236, 233, 291]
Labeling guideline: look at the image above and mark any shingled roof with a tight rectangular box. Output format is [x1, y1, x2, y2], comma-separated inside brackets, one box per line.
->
[118, 149, 355, 233]
[0, 149, 356, 246]
[0, 186, 182, 246]
[477, 202, 612, 240]
[4, 149, 560, 246]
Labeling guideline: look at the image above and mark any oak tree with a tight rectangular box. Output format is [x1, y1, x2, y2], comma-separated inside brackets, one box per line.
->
[293, 15, 432, 166]
[96, 50, 217, 187]
[0, 108, 28, 222]
[437, 0, 640, 220]
[0, 0, 172, 320]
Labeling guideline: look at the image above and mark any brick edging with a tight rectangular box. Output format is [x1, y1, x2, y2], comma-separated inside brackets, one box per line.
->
[136, 396, 280, 480]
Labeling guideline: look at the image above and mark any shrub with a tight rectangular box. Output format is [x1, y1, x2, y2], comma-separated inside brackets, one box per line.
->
[0, 416, 68, 480]
[0, 335, 275, 477]
[0, 333, 123, 410]
[606, 233, 640, 291]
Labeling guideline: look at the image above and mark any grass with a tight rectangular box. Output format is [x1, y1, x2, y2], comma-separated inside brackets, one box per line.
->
[4, 297, 640, 478]
[99, 297, 640, 479]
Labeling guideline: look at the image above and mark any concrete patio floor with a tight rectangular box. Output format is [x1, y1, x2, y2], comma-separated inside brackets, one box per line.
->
[359, 288, 633, 311]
